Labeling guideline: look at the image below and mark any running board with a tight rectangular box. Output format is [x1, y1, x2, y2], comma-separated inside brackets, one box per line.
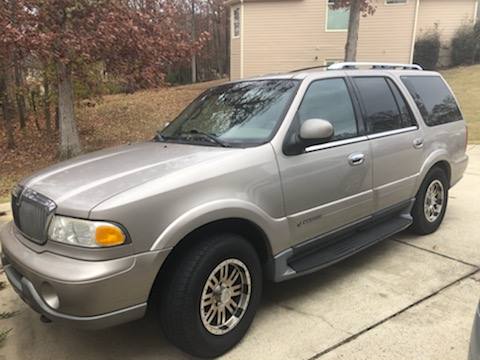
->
[288, 216, 411, 273]
[271, 207, 413, 282]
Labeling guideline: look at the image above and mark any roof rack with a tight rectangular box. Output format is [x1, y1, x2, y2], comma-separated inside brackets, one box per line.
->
[291, 64, 329, 72]
[327, 62, 423, 71]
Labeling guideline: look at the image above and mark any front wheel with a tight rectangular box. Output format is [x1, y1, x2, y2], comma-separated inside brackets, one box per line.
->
[411, 167, 449, 235]
[159, 233, 262, 358]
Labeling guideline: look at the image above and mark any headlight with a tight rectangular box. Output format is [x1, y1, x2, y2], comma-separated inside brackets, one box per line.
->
[48, 216, 126, 248]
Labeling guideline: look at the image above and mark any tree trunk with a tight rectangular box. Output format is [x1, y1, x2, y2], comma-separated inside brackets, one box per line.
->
[344, 0, 362, 62]
[43, 69, 51, 132]
[13, 53, 27, 128]
[191, 0, 197, 83]
[0, 71, 16, 149]
[57, 62, 81, 159]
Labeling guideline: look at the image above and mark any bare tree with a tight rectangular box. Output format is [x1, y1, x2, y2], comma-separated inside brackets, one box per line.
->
[333, 0, 376, 61]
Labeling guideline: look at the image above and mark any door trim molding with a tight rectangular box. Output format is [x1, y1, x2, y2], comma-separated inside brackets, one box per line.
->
[367, 126, 418, 140]
[305, 135, 368, 153]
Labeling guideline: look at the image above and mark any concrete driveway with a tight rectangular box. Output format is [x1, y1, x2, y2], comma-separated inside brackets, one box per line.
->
[0, 146, 479, 360]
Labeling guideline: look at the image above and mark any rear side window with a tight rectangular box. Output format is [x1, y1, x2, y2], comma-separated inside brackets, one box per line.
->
[386, 78, 417, 128]
[401, 76, 462, 126]
[353, 77, 403, 133]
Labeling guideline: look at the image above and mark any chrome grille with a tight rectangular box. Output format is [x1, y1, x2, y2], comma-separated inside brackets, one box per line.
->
[11, 186, 56, 245]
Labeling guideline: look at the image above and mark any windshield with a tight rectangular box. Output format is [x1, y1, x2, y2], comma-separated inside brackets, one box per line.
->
[159, 79, 299, 147]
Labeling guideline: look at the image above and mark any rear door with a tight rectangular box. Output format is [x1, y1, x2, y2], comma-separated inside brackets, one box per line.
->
[351, 76, 423, 212]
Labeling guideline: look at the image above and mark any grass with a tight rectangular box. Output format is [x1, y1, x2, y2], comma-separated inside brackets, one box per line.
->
[441, 64, 480, 144]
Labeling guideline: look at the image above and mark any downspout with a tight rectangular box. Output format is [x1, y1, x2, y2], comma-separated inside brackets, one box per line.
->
[410, 0, 420, 64]
[474, 0, 479, 21]
[240, 0, 245, 79]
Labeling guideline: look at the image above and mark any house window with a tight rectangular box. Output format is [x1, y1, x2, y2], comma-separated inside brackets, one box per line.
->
[232, 7, 241, 38]
[386, 0, 407, 4]
[326, 0, 350, 31]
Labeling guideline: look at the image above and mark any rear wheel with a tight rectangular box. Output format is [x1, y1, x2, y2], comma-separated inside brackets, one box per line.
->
[159, 233, 262, 358]
[411, 167, 449, 235]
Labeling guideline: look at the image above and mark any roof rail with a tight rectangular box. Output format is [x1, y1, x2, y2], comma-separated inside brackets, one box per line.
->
[291, 64, 329, 72]
[327, 62, 423, 71]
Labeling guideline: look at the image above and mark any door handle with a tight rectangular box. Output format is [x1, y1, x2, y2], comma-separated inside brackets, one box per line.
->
[348, 153, 365, 166]
[413, 138, 424, 149]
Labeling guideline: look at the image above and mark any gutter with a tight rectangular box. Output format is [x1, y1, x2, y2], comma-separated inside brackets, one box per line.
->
[240, 0, 245, 79]
[409, 0, 420, 64]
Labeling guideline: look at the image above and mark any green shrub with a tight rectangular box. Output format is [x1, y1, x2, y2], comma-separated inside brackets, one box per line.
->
[451, 21, 480, 66]
[413, 29, 441, 70]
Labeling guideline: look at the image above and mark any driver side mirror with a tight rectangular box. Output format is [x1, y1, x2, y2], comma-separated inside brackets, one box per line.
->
[299, 119, 334, 141]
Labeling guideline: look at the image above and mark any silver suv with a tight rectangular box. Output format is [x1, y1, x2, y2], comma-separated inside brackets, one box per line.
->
[1, 62, 468, 358]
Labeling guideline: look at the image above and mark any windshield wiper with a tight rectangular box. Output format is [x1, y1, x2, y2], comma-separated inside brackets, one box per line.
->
[154, 130, 165, 142]
[181, 129, 231, 148]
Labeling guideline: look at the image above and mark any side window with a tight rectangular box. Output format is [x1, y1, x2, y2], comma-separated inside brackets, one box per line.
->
[353, 77, 403, 134]
[401, 76, 462, 126]
[326, 0, 349, 31]
[297, 78, 358, 141]
[386, 78, 417, 128]
[232, 7, 241, 38]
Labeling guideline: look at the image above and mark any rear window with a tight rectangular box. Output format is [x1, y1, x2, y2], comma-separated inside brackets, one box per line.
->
[400, 76, 462, 126]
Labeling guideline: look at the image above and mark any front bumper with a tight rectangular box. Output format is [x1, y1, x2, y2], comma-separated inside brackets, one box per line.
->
[0, 222, 170, 329]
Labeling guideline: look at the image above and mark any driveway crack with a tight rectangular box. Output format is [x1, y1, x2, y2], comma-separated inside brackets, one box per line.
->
[306, 267, 480, 360]
[391, 237, 479, 268]
[275, 303, 353, 335]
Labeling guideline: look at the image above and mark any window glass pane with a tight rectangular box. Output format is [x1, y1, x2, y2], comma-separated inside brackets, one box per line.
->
[297, 78, 357, 140]
[327, 1, 349, 30]
[386, 78, 417, 127]
[163, 80, 299, 145]
[233, 8, 240, 37]
[354, 77, 402, 133]
[401, 76, 462, 126]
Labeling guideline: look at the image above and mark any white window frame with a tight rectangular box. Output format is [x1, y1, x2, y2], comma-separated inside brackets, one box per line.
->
[232, 6, 241, 39]
[325, 0, 349, 32]
[385, 0, 407, 5]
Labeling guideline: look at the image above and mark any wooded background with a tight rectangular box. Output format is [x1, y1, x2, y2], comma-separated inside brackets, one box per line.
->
[0, 0, 229, 158]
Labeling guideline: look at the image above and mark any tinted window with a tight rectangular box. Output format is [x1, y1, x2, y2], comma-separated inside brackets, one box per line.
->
[297, 78, 357, 140]
[162, 79, 299, 146]
[354, 77, 402, 133]
[386, 78, 417, 127]
[401, 76, 462, 126]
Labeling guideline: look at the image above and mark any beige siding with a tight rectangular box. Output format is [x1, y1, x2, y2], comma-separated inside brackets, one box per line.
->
[230, 0, 478, 79]
[241, 0, 345, 78]
[357, 1, 416, 63]
[230, 37, 241, 80]
[417, 0, 477, 66]
[232, 0, 416, 79]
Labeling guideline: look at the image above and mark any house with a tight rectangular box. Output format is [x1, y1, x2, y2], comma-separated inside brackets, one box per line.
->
[228, 0, 479, 80]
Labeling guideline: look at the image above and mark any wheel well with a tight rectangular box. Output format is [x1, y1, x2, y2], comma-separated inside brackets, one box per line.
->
[148, 218, 272, 304]
[431, 160, 451, 185]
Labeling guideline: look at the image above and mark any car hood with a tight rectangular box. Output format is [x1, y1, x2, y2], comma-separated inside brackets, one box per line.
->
[21, 142, 236, 217]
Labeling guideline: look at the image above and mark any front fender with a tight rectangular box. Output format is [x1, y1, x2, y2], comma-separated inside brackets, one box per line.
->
[150, 199, 290, 255]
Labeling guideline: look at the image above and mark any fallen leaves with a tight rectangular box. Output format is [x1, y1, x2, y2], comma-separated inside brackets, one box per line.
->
[0, 79, 225, 199]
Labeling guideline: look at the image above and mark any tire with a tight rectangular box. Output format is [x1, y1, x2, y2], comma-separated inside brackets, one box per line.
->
[159, 233, 262, 358]
[411, 167, 449, 235]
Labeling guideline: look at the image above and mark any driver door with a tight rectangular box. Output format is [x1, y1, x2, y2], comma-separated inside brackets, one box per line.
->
[276, 77, 374, 246]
